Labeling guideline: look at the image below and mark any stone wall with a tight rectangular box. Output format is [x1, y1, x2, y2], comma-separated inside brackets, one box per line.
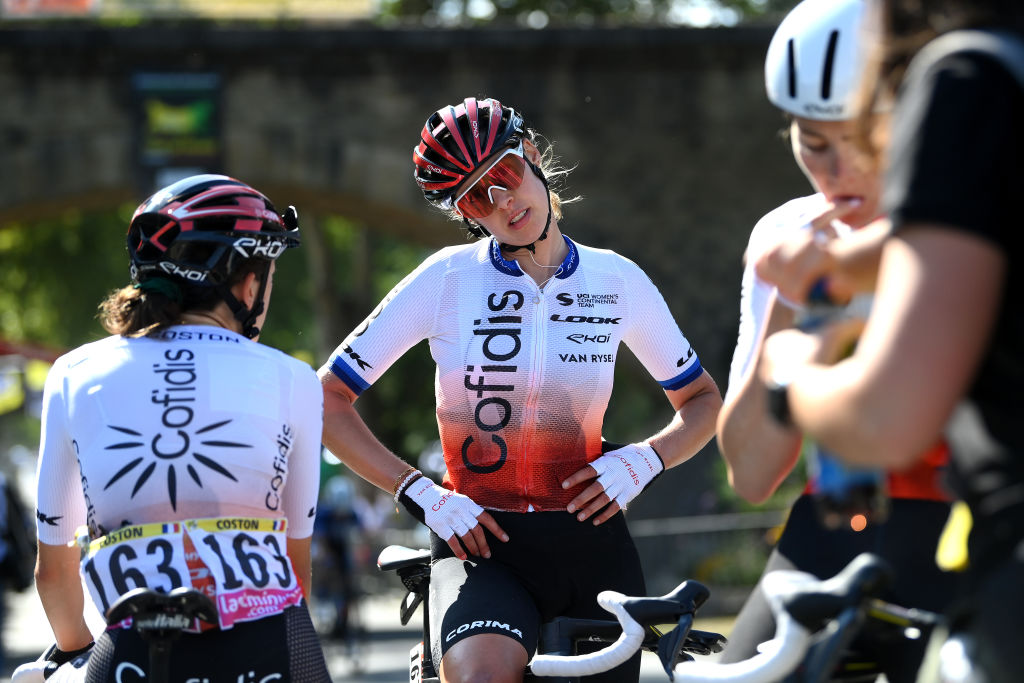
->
[1, 24, 810, 590]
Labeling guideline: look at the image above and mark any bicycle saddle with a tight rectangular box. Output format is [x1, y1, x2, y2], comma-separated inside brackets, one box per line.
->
[106, 586, 218, 632]
[377, 544, 431, 572]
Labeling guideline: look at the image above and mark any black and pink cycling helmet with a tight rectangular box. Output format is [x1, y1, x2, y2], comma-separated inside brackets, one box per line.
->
[127, 174, 300, 338]
[128, 174, 299, 287]
[413, 97, 528, 209]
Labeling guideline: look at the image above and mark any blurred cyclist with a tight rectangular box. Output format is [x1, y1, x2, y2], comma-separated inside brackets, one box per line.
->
[757, 0, 1024, 679]
[715, 2, 958, 679]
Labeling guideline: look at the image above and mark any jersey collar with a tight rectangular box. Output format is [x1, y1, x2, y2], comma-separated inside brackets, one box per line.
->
[488, 234, 579, 279]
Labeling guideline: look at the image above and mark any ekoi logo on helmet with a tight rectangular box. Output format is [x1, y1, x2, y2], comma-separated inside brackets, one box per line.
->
[158, 262, 209, 282]
[231, 235, 290, 259]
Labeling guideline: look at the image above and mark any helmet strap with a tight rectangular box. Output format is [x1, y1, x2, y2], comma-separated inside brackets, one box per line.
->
[499, 161, 552, 255]
[462, 216, 490, 239]
[219, 261, 272, 339]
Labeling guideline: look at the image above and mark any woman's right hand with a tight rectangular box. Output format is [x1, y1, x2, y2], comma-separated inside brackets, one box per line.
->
[754, 199, 866, 304]
[398, 476, 509, 560]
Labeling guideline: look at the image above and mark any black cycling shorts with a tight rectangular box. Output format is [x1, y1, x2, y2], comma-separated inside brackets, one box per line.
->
[429, 510, 646, 682]
[720, 495, 961, 683]
[85, 603, 330, 683]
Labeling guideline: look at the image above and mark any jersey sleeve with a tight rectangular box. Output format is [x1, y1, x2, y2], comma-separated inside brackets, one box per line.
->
[280, 361, 323, 539]
[724, 198, 825, 400]
[619, 261, 703, 391]
[324, 250, 448, 396]
[724, 211, 789, 400]
[35, 357, 87, 546]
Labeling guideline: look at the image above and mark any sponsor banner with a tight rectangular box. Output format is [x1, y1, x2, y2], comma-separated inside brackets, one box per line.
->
[2, 0, 96, 17]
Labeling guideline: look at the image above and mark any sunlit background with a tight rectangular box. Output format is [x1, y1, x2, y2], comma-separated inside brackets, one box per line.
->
[0, 0, 814, 675]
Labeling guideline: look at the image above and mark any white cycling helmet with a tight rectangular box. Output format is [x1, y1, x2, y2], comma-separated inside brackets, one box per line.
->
[765, 0, 869, 120]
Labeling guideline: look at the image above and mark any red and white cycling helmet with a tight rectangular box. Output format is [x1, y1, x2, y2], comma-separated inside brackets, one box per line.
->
[413, 97, 527, 210]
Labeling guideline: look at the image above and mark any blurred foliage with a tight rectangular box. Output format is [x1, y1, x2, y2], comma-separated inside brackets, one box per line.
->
[0, 209, 440, 463]
[374, 0, 802, 28]
[0, 207, 130, 350]
[0, 207, 711, 494]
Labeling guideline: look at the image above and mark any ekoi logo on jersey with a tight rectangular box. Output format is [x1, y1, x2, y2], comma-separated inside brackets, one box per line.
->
[102, 348, 246, 510]
[462, 290, 524, 475]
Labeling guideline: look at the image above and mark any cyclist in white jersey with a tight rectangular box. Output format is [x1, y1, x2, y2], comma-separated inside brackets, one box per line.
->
[715, 2, 957, 680]
[318, 97, 722, 682]
[29, 175, 330, 682]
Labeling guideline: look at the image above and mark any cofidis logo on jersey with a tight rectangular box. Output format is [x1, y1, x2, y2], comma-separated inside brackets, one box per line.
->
[103, 348, 248, 510]
[462, 290, 524, 474]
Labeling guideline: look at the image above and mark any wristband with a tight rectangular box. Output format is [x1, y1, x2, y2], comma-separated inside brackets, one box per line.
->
[392, 466, 420, 499]
[765, 378, 793, 427]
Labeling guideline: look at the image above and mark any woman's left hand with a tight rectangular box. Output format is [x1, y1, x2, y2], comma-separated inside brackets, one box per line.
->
[562, 443, 663, 525]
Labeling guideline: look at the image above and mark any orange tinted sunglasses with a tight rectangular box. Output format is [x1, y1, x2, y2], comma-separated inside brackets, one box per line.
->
[454, 143, 527, 220]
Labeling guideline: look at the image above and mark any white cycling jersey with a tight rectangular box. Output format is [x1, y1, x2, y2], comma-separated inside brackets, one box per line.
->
[725, 194, 853, 398]
[326, 235, 703, 512]
[36, 325, 322, 547]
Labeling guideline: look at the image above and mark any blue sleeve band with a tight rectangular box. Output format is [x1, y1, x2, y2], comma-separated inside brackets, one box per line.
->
[329, 357, 370, 396]
[659, 359, 704, 391]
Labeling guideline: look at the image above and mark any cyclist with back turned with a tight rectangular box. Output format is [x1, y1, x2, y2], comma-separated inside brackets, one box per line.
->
[32, 175, 330, 682]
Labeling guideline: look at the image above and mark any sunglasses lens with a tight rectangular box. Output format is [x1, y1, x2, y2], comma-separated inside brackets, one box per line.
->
[456, 151, 527, 220]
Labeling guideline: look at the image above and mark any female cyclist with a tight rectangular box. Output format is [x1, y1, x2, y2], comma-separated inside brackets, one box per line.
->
[757, 0, 1024, 679]
[32, 175, 330, 682]
[715, 1, 958, 679]
[318, 96, 722, 683]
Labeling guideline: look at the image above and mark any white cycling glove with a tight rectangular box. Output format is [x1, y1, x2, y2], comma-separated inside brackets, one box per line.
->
[397, 474, 485, 541]
[590, 442, 664, 510]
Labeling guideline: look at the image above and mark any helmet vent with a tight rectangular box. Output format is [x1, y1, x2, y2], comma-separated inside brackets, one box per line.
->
[821, 30, 840, 100]
[787, 39, 798, 98]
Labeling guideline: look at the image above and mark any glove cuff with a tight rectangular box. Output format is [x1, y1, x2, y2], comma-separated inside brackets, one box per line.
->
[45, 642, 94, 667]
[397, 474, 441, 525]
[632, 442, 664, 483]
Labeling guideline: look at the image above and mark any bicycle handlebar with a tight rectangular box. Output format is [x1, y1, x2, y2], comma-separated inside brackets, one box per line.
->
[671, 553, 893, 683]
[670, 570, 813, 682]
[529, 590, 648, 677]
[529, 579, 710, 678]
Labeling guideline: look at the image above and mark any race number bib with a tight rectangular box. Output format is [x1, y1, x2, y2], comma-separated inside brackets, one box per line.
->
[185, 517, 303, 627]
[81, 517, 303, 629]
[81, 522, 190, 617]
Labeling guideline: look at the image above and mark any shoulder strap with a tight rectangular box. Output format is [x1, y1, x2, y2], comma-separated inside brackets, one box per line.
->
[910, 29, 1024, 90]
